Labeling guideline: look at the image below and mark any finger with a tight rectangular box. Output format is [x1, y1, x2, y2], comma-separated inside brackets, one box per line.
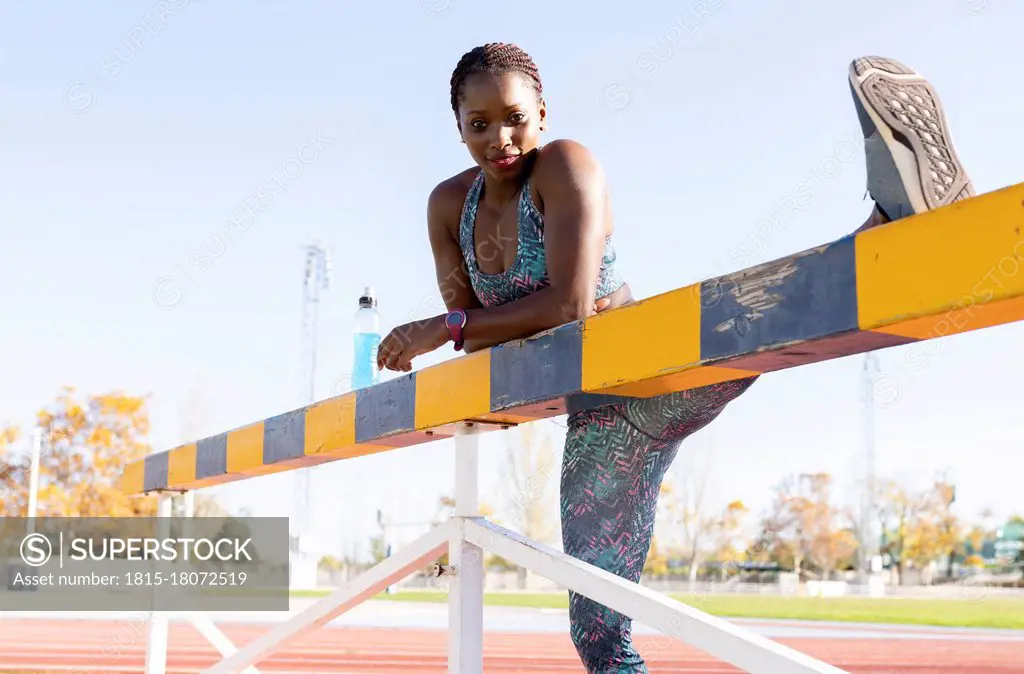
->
[379, 335, 401, 369]
[397, 351, 414, 371]
[394, 352, 411, 371]
[385, 348, 403, 371]
[396, 345, 420, 372]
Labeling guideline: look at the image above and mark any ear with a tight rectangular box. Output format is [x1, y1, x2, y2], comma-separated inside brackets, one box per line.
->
[455, 118, 465, 143]
[538, 98, 547, 131]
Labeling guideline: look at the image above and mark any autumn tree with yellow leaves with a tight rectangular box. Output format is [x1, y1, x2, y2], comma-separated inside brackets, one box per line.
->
[656, 456, 717, 584]
[647, 473, 751, 583]
[0, 386, 158, 518]
[876, 477, 961, 584]
[643, 481, 676, 579]
[707, 500, 751, 569]
[762, 472, 859, 580]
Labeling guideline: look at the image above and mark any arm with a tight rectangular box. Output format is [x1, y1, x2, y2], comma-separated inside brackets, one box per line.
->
[425, 178, 488, 353]
[458, 140, 609, 350]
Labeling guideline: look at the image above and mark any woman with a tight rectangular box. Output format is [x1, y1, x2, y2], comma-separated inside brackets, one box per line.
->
[376, 45, 974, 672]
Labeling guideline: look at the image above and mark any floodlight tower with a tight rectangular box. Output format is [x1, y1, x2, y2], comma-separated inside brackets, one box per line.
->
[860, 351, 880, 578]
[294, 239, 331, 549]
[301, 238, 332, 404]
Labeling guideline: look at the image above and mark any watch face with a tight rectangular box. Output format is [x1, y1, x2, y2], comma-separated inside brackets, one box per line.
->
[446, 311, 465, 327]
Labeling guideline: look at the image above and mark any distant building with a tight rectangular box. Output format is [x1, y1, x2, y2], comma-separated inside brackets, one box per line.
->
[994, 519, 1023, 563]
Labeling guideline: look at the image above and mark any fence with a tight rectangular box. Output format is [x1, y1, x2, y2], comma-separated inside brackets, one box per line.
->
[120, 181, 1024, 673]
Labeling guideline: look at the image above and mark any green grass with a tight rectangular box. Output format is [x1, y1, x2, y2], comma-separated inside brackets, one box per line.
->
[669, 594, 1024, 629]
[290, 588, 1024, 630]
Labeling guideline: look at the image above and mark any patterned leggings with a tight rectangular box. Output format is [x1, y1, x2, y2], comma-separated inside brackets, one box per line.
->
[559, 375, 759, 673]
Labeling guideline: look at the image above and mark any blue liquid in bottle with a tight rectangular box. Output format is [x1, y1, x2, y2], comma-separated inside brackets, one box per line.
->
[352, 286, 381, 390]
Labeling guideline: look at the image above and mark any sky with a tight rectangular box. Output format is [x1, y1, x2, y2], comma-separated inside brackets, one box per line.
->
[2, 0, 1023, 560]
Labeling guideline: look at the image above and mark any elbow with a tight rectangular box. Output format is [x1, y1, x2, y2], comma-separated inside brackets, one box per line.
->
[550, 294, 592, 326]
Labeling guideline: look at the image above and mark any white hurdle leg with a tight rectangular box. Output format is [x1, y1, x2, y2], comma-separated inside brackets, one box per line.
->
[448, 422, 484, 674]
[144, 493, 172, 674]
[189, 613, 260, 674]
[177, 491, 262, 674]
[201, 520, 455, 674]
[464, 519, 849, 674]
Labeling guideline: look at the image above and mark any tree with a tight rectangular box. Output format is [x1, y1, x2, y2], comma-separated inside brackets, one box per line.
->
[964, 523, 989, 557]
[491, 421, 561, 545]
[368, 531, 388, 565]
[657, 466, 749, 584]
[763, 473, 858, 580]
[913, 480, 961, 580]
[463, 421, 563, 587]
[933, 481, 962, 578]
[709, 500, 750, 574]
[658, 447, 716, 585]
[904, 514, 943, 577]
[0, 425, 21, 484]
[877, 478, 961, 584]
[644, 481, 676, 578]
[644, 534, 670, 578]
[0, 386, 158, 518]
[319, 554, 344, 572]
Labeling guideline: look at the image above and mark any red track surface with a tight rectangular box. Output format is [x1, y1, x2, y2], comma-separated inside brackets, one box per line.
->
[0, 618, 1021, 673]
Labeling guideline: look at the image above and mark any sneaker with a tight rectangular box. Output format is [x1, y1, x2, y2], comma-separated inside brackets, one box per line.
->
[848, 56, 975, 221]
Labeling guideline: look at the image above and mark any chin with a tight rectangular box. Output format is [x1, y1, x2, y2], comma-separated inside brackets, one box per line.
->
[485, 162, 525, 180]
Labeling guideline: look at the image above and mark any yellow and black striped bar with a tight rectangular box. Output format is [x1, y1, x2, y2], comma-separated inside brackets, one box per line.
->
[121, 181, 1024, 495]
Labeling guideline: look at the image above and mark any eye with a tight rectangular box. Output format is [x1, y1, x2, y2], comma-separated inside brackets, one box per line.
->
[470, 119, 486, 130]
[509, 111, 527, 124]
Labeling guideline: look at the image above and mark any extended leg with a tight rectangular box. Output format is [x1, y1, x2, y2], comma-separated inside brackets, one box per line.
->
[559, 403, 688, 673]
[848, 56, 975, 232]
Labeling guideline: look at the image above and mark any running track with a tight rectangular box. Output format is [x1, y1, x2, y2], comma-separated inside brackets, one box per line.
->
[1, 617, 1023, 673]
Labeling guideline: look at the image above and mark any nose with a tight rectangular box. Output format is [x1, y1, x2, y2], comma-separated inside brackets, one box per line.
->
[491, 124, 512, 150]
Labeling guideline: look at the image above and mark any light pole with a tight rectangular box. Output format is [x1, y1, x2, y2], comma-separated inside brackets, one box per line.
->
[860, 352, 880, 580]
[292, 238, 331, 588]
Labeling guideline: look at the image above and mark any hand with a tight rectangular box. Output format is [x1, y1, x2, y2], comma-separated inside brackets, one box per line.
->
[593, 296, 612, 314]
[376, 315, 450, 372]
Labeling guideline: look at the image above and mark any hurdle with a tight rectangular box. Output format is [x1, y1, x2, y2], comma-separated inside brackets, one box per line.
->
[121, 181, 1024, 673]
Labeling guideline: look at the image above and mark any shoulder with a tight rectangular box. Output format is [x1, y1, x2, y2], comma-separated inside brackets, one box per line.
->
[529, 139, 608, 219]
[427, 166, 479, 238]
[533, 139, 605, 182]
[530, 139, 607, 198]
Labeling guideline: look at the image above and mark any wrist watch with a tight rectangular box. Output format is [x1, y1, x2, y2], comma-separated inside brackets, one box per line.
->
[445, 309, 467, 351]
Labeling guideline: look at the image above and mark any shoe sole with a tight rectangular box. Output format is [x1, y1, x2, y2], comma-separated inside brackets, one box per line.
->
[848, 56, 974, 220]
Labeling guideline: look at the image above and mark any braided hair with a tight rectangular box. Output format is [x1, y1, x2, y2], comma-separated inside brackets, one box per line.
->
[449, 42, 543, 115]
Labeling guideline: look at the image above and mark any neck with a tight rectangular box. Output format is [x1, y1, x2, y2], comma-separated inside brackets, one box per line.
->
[480, 173, 525, 205]
[479, 150, 536, 205]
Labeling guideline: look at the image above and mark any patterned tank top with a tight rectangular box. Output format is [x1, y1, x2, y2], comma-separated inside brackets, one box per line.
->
[458, 170, 623, 308]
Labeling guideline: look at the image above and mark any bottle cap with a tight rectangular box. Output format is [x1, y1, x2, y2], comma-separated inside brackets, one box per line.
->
[358, 286, 376, 308]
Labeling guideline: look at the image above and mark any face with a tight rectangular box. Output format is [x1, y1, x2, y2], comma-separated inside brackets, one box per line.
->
[455, 71, 546, 181]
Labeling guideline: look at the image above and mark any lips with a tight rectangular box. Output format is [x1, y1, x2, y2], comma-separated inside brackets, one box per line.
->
[489, 155, 520, 171]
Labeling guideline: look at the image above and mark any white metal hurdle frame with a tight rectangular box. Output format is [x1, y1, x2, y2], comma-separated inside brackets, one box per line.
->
[143, 419, 847, 674]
